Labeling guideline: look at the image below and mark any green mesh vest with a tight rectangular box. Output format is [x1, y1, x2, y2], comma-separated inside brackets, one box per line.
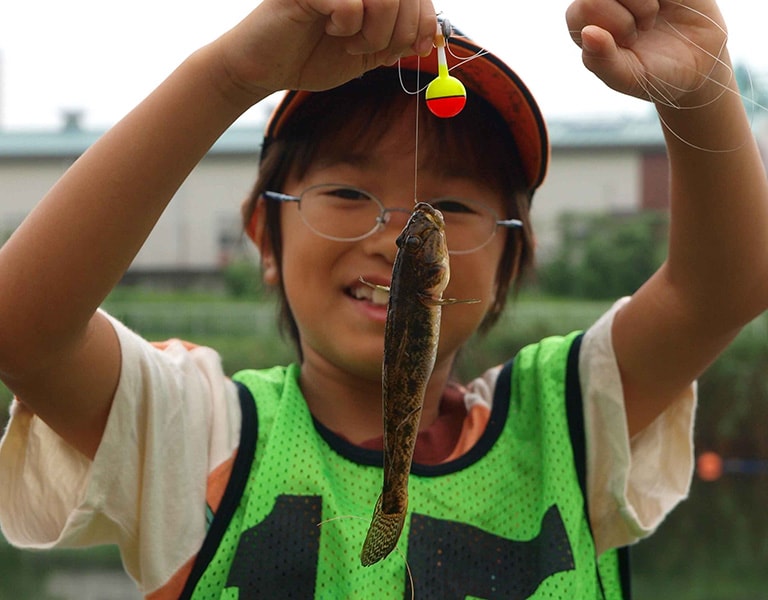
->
[181, 333, 630, 599]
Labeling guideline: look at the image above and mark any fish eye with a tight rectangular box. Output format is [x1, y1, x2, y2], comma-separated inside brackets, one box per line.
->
[402, 235, 423, 251]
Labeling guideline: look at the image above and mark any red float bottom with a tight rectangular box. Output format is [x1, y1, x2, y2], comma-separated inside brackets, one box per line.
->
[426, 95, 467, 118]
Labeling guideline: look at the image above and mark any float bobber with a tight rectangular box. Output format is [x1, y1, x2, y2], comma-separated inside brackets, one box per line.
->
[426, 34, 467, 118]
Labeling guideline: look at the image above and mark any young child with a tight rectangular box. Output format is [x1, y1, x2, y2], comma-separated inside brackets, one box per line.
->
[1, 0, 767, 598]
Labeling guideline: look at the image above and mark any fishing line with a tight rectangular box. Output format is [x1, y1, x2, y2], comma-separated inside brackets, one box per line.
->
[445, 43, 489, 68]
[569, 0, 762, 154]
[643, 8, 750, 154]
[395, 58, 423, 204]
[397, 18, 485, 205]
[396, 34, 487, 98]
[414, 57, 421, 205]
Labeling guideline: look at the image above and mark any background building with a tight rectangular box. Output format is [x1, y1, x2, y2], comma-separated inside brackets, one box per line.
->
[1, 110, 765, 283]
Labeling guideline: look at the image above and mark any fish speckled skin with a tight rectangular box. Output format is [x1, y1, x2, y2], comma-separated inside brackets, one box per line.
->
[360, 202, 452, 567]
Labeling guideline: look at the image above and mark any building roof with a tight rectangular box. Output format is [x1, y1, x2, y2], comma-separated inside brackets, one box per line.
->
[0, 122, 267, 159]
[546, 114, 665, 150]
[10, 110, 763, 158]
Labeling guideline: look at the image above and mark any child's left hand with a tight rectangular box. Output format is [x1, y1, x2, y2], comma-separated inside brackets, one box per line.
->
[566, 0, 729, 109]
[572, 2, 768, 439]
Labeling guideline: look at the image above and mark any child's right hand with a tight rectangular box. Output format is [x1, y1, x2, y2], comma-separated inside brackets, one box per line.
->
[209, 0, 438, 102]
[0, 0, 437, 460]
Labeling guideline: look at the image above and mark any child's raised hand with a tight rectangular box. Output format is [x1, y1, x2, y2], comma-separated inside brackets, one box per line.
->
[211, 0, 437, 100]
[565, 0, 730, 109]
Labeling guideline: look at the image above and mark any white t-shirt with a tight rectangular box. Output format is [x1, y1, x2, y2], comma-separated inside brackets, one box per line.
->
[0, 299, 696, 597]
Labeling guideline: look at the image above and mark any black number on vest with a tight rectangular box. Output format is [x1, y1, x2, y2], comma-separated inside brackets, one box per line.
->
[226, 495, 322, 596]
[226, 496, 574, 599]
[406, 504, 575, 599]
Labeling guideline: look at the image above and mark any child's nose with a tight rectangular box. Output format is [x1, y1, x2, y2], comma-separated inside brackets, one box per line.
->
[365, 208, 412, 262]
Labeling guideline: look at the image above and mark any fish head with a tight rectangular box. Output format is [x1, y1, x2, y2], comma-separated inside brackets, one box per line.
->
[395, 202, 450, 295]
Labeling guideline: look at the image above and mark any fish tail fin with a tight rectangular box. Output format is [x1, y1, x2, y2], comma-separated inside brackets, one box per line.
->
[360, 495, 407, 567]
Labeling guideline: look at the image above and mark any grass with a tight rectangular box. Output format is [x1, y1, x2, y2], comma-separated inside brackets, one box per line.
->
[0, 537, 128, 600]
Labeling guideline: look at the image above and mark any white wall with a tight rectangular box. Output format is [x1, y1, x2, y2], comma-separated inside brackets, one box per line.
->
[532, 148, 640, 261]
[0, 152, 261, 269]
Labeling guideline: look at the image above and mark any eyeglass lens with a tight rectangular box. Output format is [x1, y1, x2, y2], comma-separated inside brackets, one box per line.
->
[295, 184, 508, 254]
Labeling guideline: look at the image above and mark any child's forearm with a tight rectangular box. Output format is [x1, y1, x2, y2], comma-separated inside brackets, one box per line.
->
[0, 42, 264, 458]
[614, 57, 768, 433]
[0, 44, 261, 375]
[656, 57, 768, 326]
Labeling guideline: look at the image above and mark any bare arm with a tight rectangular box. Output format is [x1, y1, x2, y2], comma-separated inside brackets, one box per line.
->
[0, 0, 437, 458]
[567, 0, 768, 436]
[0, 49, 258, 458]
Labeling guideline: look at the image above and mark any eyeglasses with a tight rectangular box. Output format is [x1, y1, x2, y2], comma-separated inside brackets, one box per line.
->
[263, 184, 523, 255]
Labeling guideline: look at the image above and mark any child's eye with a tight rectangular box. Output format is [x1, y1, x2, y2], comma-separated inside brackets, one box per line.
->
[324, 186, 372, 202]
[432, 199, 477, 214]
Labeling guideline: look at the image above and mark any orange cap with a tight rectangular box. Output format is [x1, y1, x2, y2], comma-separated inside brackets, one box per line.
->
[263, 31, 549, 192]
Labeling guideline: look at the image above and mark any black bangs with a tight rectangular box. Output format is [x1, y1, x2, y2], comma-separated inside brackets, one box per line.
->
[274, 68, 527, 214]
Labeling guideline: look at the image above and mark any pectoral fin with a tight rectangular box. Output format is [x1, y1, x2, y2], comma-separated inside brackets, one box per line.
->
[419, 293, 481, 307]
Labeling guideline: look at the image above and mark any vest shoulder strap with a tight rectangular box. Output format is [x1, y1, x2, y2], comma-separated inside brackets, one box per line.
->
[565, 334, 632, 600]
[179, 381, 258, 600]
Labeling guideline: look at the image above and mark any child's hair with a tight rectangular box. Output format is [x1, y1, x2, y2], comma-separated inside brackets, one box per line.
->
[244, 43, 548, 355]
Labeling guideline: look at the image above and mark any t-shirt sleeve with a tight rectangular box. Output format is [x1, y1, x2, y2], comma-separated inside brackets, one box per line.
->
[579, 298, 697, 555]
[0, 311, 241, 595]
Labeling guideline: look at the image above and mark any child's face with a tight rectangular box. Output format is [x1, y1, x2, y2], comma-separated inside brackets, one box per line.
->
[271, 113, 509, 382]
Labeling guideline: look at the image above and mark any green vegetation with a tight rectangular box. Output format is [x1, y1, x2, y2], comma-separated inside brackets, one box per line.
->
[0, 382, 10, 418]
[537, 210, 668, 299]
[0, 540, 126, 600]
[222, 258, 265, 299]
[633, 477, 768, 600]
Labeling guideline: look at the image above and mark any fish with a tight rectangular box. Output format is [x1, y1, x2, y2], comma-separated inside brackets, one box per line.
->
[359, 201, 477, 567]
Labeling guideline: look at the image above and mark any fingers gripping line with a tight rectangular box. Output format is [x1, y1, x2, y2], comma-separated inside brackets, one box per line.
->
[321, 0, 436, 61]
[567, 0, 660, 49]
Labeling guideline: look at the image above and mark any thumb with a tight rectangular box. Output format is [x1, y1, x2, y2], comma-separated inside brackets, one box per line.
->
[579, 25, 642, 98]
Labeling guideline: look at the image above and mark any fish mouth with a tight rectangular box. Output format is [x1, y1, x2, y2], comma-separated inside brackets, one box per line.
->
[415, 201, 444, 225]
[348, 278, 390, 307]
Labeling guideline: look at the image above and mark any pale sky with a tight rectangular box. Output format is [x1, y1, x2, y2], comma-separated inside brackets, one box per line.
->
[0, 1, 764, 129]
